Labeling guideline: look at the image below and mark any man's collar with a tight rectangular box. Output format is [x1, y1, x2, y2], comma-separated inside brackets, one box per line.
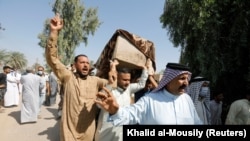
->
[117, 87, 124, 93]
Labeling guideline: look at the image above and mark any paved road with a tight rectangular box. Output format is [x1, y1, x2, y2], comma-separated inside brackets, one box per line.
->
[0, 96, 60, 141]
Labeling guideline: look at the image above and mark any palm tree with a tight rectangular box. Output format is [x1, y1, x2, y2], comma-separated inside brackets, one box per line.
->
[0, 49, 8, 63]
[5, 51, 27, 69]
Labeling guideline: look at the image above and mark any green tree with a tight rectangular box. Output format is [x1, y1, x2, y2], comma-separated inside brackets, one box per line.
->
[0, 49, 8, 65]
[4, 51, 27, 69]
[38, 0, 101, 66]
[160, 0, 250, 106]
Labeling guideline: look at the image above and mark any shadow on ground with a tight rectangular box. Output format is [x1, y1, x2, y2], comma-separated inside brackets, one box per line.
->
[8, 111, 21, 124]
[37, 107, 60, 140]
[38, 119, 60, 141]
[44, 107, 59, 120]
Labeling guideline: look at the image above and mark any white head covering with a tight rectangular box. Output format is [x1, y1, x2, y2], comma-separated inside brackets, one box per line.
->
[152, 63, 192, 92]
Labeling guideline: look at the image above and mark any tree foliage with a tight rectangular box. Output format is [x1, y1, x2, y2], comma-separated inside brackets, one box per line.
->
[160, 0, 250, 105]
[38, 0, 101, 66]
[0, 49, 9, 64]
[0, 49, 27, 70]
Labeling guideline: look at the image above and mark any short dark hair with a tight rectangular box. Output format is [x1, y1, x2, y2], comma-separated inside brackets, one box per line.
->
[37, 66, 44, 71]
[3, 65, 11, 70]
[117, 67, 131, 74]
[74, 54, 88, 63]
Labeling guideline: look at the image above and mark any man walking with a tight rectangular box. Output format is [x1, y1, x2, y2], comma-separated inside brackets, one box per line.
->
[0, 65, 11, 113]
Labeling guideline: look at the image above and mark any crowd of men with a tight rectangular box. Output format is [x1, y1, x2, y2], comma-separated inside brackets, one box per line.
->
[0, 14, 249, 141]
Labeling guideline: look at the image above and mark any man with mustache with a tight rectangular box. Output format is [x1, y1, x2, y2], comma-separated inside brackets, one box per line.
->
[95, 59, 150, 141]
[46, 14, 116, 141]
[95, 63, 202, 125]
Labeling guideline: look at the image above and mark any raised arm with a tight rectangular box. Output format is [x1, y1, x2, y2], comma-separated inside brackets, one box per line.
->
[46, 13, 63, 68]
[45, 14, 70, 82]
[49, 13, 63, 35]
[108, 59, 119, 88]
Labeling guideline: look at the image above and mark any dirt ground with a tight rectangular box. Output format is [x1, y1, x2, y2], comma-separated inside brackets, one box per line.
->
[0, 95, 60, 141]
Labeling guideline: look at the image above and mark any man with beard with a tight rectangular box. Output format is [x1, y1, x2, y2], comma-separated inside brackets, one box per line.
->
[46, 14, 116, 141]
[95, 59, 149, 141]
[95, 63, 202, 125]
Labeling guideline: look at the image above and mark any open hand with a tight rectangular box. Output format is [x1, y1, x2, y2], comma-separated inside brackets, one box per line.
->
[95, 87, 119, 115]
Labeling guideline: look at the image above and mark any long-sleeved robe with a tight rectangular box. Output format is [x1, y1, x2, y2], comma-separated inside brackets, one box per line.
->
[109, 89, 202, 125]
[4, 72, 20, 106]
[95, 69, 148, 141]
[20, 73, 43, 123]
[46, 33, 108, 141]
[225, 99, 250, 125]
